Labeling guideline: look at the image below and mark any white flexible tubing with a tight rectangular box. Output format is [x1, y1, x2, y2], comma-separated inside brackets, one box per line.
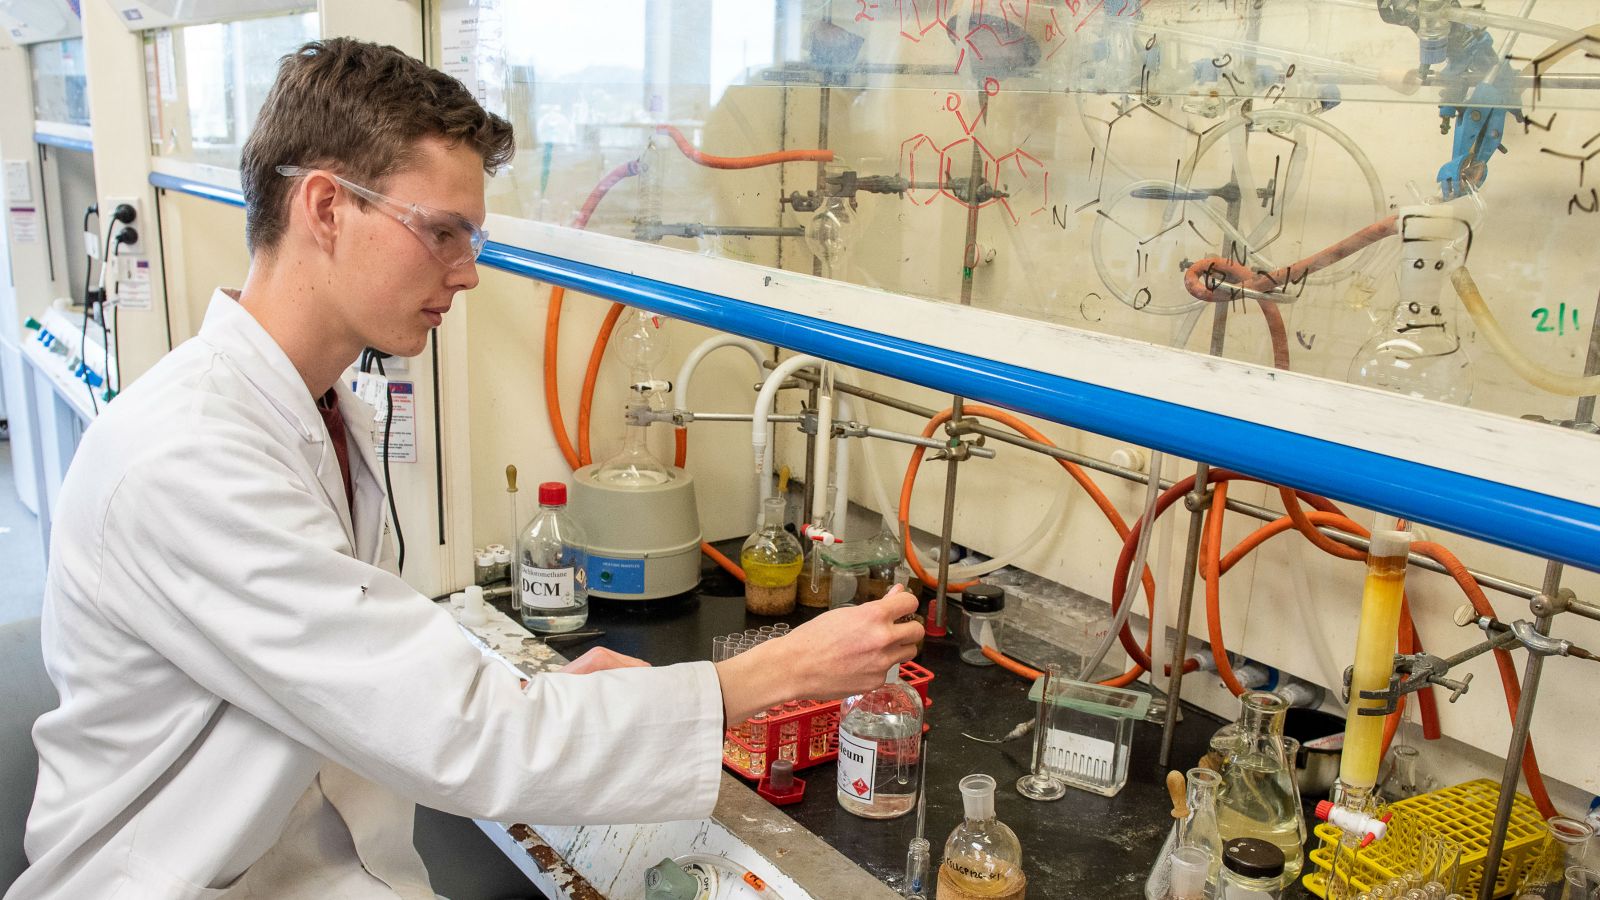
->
[753, 354, 822, 509]
[842, 374, 1069, 578]
[1442, 4, 1583, 45]
[1077, 448, 1166, 680]
[674, 335, 768, 412]
[944, 486, 1072, 581]
[846, 388, 902, 534]
[833, 393, 853, 535]
[1452, 267, 1600, 397]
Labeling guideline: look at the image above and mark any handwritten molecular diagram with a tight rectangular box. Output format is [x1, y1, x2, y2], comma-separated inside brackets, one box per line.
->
[898, 79, 1050, 224]
[856, 0, 1145, 76]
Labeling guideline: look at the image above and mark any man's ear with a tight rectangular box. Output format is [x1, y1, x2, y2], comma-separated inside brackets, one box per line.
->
[294, 172, 342, 256]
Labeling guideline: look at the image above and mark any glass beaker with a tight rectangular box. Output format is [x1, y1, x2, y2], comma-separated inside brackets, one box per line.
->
[1521, 818, 1598, 898]
[1564, 867, 1600, 900]
[741, 497, 804, 615]
[1216, 691, 1303, 886]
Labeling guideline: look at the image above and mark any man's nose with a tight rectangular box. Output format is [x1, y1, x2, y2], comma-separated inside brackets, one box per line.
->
[451, 259, 480, 292]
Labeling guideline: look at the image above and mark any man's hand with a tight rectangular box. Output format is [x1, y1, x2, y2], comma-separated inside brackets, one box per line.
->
[715, 585, 923, 723]
[559, 646, 650, 675]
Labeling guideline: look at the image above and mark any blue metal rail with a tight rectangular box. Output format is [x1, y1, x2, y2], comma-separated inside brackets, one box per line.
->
[148, 172, 245, 207]
[33, 131, 93, 154]
[480, 240, 1600, 574]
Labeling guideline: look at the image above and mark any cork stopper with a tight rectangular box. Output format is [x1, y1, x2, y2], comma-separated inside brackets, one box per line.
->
[505, 464, 519, 492]
[1166, 770, 1189, 819]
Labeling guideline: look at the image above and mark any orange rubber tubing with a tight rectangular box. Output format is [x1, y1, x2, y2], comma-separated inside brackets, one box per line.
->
[1412, 540, 1558, 819]
[1212, 502, 1554, 817]
[983, 645, 1042, 680]
[655, 124, 835, 169]
[544, 286, 581, 471]
[1121, 471, 1440, 741]
[1213, 503, 1439, 743]
[542, 161, 750, 580]
[1181, 215, 1400, 372]
[544, 160, 642, 470]
[896, 404, 1154, 688]
[577, 302, 626, 466]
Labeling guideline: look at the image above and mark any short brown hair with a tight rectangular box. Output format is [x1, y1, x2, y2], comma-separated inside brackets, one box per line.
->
[240, 38, 514, 255]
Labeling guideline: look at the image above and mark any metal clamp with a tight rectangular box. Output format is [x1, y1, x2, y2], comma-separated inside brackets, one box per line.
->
[1341, 652, 1475, 716]
[1510, 619, 1575, 658]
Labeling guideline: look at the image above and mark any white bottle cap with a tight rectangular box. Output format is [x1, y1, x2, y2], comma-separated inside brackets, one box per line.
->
[462, 585, 488, 626]
[449, 591, 466, 608]
[491, 547, 512, 564]
[1368, 530, 1413, 559]
[959, 774, 997, 820]
[486, 543, 506, 553]
[475, 550, 493, 567]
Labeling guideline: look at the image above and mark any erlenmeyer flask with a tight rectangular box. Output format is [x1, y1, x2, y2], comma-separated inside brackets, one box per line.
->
[1216, 691, 1304, 886]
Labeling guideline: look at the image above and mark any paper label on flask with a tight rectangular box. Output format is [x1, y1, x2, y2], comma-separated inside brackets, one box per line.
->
[837, 729, 877, 801]
[520, 566, 576, 610]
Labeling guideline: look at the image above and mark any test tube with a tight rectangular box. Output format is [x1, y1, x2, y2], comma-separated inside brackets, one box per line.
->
[774, 623, 791, 636]
[1433, 836, 1462, 892]
[759, 625, 776, 640]
[712, 636, 728, 662]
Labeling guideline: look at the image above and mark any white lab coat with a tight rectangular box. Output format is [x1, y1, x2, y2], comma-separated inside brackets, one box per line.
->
[8, 290, 725, 900]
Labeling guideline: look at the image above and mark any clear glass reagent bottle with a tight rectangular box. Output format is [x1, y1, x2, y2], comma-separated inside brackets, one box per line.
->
[836, 666, 922, 819]
[517, 481, 589, 633]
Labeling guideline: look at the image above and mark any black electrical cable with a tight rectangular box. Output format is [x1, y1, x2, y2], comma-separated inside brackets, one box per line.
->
[372, 354, 405, 574]
[79, 208, 100, 414]
[92, 220, 117, 409]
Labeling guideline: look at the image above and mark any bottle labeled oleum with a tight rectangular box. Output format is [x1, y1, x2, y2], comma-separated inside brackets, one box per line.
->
[517, 482, 588, 633]
[938, 774, 1026, 900]
[836, 666, 922, 819]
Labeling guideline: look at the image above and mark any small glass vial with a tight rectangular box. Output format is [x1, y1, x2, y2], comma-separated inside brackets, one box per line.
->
[937, 774, 1027, 900]
[958, 584, 1005, 666]
[473, 548, 495, 586]
[741, 497, 804, 615]
[1220, 837, 1285, 899]
[836, 666, 922, 819]
[485, 543, 510, 583]
[516, 482, 589, 633]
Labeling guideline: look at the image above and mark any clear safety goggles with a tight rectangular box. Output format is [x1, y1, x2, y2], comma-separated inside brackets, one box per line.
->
[276, 165, 487, 268]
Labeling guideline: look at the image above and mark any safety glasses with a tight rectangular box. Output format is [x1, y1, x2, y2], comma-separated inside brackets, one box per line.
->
[276, 165, 487, 268]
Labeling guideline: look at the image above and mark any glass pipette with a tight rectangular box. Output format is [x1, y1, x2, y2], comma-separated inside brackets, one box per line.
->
[904, 734, 929, 900]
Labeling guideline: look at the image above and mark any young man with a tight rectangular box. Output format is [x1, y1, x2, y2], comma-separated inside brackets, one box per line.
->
[9, 39, 922, 899]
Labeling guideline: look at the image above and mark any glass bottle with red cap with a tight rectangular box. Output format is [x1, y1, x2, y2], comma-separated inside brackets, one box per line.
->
[517, 481, 589, 633]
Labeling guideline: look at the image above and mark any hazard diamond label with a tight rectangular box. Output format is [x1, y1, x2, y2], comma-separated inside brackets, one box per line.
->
[837, 729, 877, 802]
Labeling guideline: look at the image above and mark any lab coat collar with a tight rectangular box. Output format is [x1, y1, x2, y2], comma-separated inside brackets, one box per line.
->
[199, 289, 323, 443]
[199, 289, 360, 550]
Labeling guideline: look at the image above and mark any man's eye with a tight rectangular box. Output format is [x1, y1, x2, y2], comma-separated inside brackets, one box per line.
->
[433, 228, 455, 245]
